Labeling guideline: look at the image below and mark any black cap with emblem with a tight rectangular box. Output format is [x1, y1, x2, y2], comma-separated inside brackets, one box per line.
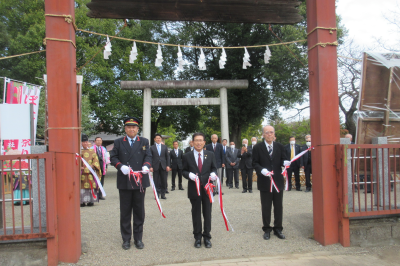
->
[123, 117, 140, 127]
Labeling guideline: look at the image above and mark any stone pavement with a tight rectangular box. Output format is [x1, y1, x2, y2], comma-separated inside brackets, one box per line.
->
[60, 168, 400, 266]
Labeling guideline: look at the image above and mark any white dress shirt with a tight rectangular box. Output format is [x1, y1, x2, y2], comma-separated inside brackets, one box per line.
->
[193, 149, 204, 167]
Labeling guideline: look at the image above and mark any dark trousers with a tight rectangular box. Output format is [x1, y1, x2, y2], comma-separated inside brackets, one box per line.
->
[305, 164, 312, 189]
[119, 189, 146, 242]
[189, 187, 212, 240]
[171, 168, 183, 188]
[97, 175, 105, 198]
[221, 166, 225, 185]
[153, 168, 167, 195]
[287, 166, 301, 190]
[260, 189, 283, 233]
[226, 168, 239, 188]
[241, 168, 253, 190]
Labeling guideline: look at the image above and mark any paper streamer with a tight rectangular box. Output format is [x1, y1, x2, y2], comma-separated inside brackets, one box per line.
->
[177, 45, 184, 70]
[195, 176, 201, 196]
[242, 47, 251, 69]
[155, 43, 163, 67]
[104, 35, 112, 59]
[129, 41, 138, 63]
[198, 48, 206, 70]
[264, 45, 271, 64]
[76, 153, 106, 197]
[219, 48, 227, 69]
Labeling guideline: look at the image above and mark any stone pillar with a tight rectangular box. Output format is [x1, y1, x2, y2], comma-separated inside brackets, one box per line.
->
[31, 146, 47, 229]
[340, 138, 353, 209]
[142, 88, 152, 141]
[372, 137, 389, 207]
[220, 87, 229, 143]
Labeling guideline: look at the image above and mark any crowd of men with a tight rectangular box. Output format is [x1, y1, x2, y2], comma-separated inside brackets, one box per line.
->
[83, 117, 314, 251]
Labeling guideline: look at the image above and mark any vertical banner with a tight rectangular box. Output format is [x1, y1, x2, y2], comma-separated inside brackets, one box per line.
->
[1, 78, 41, 161]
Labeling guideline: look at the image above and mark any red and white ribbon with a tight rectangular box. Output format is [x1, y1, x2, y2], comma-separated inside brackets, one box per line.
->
[76, 153, 106, 197]
[195, 176, 201, 196]
[281, 146, 314, 191]
[264, 170, 279, 193]
[129, 168, 143, 190]
[148, 172, 166, 218]
[204, 177, 216, 203]
[216, 176, 234, 231]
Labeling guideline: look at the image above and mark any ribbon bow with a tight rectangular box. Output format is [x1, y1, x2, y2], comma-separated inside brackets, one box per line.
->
[204, 178, 216, 203]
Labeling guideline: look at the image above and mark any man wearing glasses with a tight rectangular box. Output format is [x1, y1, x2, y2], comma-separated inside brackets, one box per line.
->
[252, 126, 289, 241]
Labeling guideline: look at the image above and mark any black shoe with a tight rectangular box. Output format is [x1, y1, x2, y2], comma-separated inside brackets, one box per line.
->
[263, 232, 270, 240]
[122, 241, 131, 250]
[235, 187, 239, 189]
[165, 190, 169, 194]
[134, 240, 144, 249]
[80, 203, 86, 207]
[242, 190, 247, 193]
[249, 189, 253, 193]
[161, 195, 167, 199]
[171, 187, 175, 191]
[194, 239, 201, 248]
[87, 202, 94, 206]
[179, 187, 184, 190]
[214, 191, 219, 195]
[274, 230, 286, 239]
[204, 239, 212, 248]
[99, 197, 106, 200]
[296, 188, 302, 191]
[229, 186, 233, 189]
[305, 188, 311, 192]
[14, 202, 21, 206]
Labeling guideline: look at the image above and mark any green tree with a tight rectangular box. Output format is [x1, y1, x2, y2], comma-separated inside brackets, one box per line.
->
[272, 118, 311, 146]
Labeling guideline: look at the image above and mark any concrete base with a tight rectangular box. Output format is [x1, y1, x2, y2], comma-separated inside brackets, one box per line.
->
[350, 217, 400, 247]
[0, 241, 47, 266]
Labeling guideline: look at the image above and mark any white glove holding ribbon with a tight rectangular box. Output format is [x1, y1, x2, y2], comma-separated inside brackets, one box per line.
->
[142, 166, 150, 174]
[283, 160, 291, 167]
[120, 165, 130, 175]
[210, 172, 217, 181]
[189, 172, 197, 181]
[261, 168, 272, 177]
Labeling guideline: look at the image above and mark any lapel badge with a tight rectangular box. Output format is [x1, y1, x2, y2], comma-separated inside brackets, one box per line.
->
[142, 146, 146, 150]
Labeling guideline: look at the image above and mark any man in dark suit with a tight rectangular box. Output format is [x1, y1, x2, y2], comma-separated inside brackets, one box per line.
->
[170, 140, 184, 191]
[221, 139, 228, 186]
[253, 125, 289, 241]
[284, 136, 303, 191]
[183, 132, 218, 248]
[301, 134, 312, 192]
[238, 138, 253, 193]
[185, 140, 194, 153]
[150, 134, 170, 199]
[205, 134, 224, 194]
[110, 117, 152, 250]
[225, 141, 241, 189]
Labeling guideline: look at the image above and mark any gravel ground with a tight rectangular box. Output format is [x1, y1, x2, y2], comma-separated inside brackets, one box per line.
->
[60, 168, 399, 266]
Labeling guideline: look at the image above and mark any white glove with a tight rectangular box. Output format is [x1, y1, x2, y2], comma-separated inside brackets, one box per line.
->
[261, 168, 271, 177]
[120, 165, 130, 175]
[210, 172, 217, 181]
[284, 160, 291, 167]
[142, 166, 150, 174]
[189, 172, 197, 181]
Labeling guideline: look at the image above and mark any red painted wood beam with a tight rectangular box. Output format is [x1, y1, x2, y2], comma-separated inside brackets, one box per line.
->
[306, 0, 341, 246]
[45, 0, 81, 263]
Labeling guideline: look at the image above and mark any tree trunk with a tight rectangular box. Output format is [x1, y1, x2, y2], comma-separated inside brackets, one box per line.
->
[230, 124, 242, 147]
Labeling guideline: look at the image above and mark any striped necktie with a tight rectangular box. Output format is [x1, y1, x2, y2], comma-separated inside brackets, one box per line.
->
[268, 145, 272, 156]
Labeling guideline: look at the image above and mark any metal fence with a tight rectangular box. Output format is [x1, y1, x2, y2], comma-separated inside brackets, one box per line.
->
[338, 144, 400, 218]
[0, 152, 56, 242]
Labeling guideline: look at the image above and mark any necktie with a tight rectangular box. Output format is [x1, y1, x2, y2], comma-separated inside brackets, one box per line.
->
[198, 152, 203, 173]
[291, 145, 294, 160]
[268, 145, 272, 156]
[176, 150, 178, 157]
[157, 144, 161, 156]
[130, 139, 134, 147]
[223, 146, 226, 154]
[213, 144, 216, 152]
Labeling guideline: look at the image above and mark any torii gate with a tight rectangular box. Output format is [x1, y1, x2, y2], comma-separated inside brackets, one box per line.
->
[45, 0, 339, 264]
[120, 80, 248, 142]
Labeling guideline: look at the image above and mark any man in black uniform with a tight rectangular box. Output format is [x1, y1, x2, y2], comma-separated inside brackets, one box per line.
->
[170, 140, 184, 191]
[110, 117, 152, 250]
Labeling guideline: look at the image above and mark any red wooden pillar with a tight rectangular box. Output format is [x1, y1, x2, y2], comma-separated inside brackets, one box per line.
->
[306, 0, 340, 245]
[45, 0, 81, 263]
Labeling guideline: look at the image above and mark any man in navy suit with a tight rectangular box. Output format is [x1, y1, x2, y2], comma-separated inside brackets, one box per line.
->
[284, 136, 303, 191]
[110, 117, 152, 250]
[205, 134, 225, 194]
[150, 134, 170, 199]
[170, 140, 184, 191]
[253, 125, 289, 241]
[183, 132, 218, 248]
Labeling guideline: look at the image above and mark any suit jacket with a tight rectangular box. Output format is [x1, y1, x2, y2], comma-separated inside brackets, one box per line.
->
[238, 145, 253, 169]
[225, 147, 240, 169]
[205, 142, 224, 168]
[110, 135, 152, 190]
[150, 143, 170, 171]
[252, 141, 288, 191]
[182, 150, 218, 199]
[185, 146, 194, 153]
[284, 143, 303, 168]
[301, 145, 311, 167]
[170, 149, 183, 170]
